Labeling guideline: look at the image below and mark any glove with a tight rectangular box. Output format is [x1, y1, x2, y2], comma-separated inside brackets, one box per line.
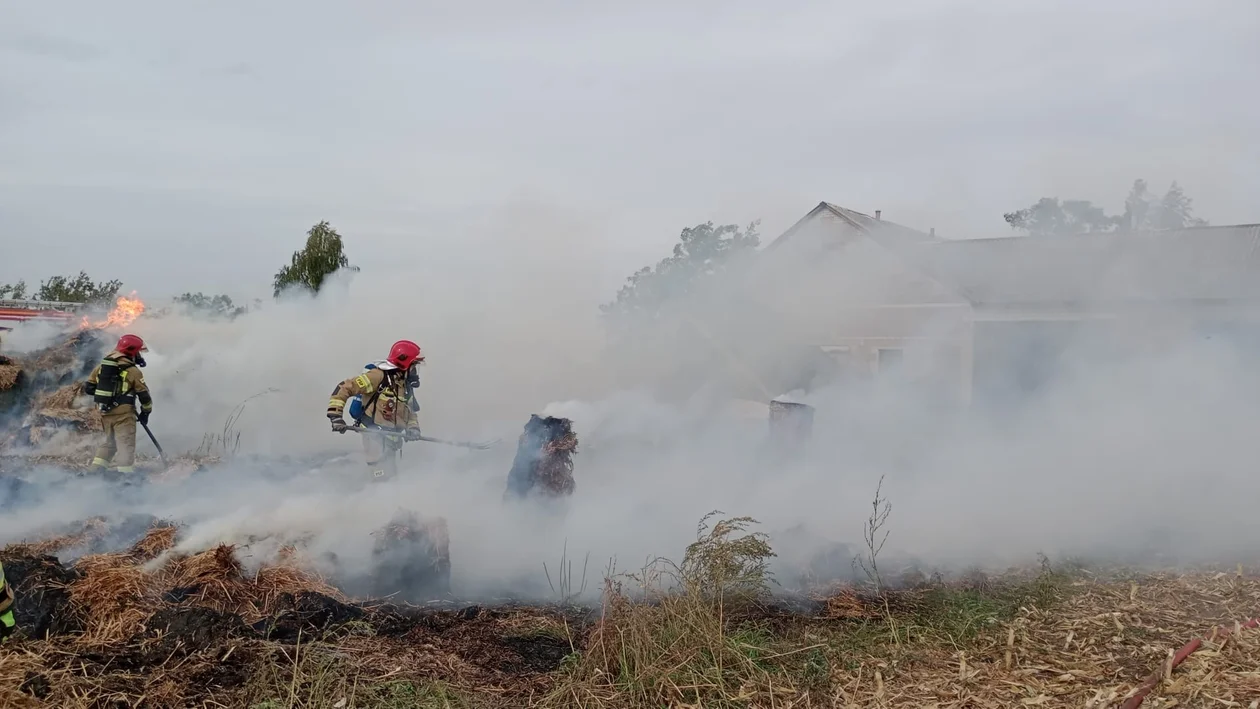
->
[82, 381, 94, 396]
[330, 417, 348, 434]
[137, 411, 150, 426]
[405, 427, 422, 442]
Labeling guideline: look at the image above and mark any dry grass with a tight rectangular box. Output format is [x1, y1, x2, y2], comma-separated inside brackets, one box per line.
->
[819, 568, 1260, 708]
[3, 513, 1260, 708]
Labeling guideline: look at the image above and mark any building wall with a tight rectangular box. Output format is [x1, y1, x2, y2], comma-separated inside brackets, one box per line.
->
[969, 303, 1260, 412]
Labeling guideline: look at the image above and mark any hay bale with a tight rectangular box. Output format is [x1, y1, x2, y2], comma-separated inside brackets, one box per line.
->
[21, 329, 104, 375]
[370, 508, 451, 602]
[503, 415, 578, 501]
[1, 330, 105, 448]
[0, 364, 22, 392]
[38, 382, 87, 411]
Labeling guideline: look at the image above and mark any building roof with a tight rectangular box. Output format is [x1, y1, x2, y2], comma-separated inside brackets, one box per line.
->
[772, 202, 1260, 307]
[911, 224, 1260, 307]
[769, 202, 940, 255]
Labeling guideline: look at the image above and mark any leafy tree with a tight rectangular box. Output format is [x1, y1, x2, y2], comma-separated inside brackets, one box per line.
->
[173, 292, 248, 319]
[1120, 179, 1208, 231]
[272, 221, 358, 298]
[601, 221, 761, 324]
[1003, 198, 1118, 236]
[0, 280, 28, 299]
[599, 220, 764, 401]
[1005, 180, 1210, 236]
[34, 271, 122, 303]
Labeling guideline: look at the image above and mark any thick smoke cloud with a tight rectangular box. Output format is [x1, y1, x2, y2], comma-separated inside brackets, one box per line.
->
[4, 206, 1260, 602]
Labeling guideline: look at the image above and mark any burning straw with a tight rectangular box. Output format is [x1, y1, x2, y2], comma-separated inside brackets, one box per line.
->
[161, 543, 346, 622]
[1, 517, 111, 558]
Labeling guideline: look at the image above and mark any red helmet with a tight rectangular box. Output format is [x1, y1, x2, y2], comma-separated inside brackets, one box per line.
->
[116, 334, 146, 357]
[387, 340, 424, 369]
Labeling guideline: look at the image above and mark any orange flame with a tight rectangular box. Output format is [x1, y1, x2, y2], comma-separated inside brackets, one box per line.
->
[79, 292, 146, 331]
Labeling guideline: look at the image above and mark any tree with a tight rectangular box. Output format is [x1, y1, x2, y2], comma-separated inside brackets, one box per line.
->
[173, 292, 248, 319]
[34, 271, 122, 303]
[1003, 198, 1118, 236]
[272, 221, 358, 298]
[601, 221, 761, 324]
[1120, 179, 1208, 231]
[0, 280, 28, 300]
[1005, 180, 1210, 236]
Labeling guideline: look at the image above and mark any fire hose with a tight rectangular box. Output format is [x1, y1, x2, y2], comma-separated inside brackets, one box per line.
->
[139, 418, 168, 468]
[343, 425, 499, 450]
[1119, 614, 1260, 708]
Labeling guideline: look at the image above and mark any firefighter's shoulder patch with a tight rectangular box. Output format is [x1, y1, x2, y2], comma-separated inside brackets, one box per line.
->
[355, 374, 375, 392]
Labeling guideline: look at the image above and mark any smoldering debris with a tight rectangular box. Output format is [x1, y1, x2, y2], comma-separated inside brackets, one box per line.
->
[0, 514, 584, 706]
[503, 414, 578, 501]
[0, 553, 84, 638]
[368, 508, 452, 602]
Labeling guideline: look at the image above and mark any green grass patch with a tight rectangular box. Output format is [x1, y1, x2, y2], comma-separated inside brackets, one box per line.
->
[243, 643, 483, 709]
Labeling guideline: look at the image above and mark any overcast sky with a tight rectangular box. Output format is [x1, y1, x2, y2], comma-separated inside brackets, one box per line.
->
[2, 0, 1257, 300]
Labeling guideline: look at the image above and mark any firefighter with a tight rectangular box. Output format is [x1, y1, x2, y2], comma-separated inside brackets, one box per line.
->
[83, 334, 153, 476]
[1, 560, 15, 643]
[327, 340, 425, 481]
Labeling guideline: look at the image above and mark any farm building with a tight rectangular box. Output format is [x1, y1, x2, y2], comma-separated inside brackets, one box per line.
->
[759, 202, 1260, 409]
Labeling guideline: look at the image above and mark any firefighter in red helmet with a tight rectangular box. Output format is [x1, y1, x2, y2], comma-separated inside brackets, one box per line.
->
[83, 334, 153, 477]
[326, 340, 425, 481]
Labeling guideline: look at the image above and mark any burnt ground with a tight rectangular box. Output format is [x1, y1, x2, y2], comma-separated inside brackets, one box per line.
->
[0, 546, 590, 708]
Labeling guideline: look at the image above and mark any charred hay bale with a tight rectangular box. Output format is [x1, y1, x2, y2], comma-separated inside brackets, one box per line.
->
[503, 415, 577, 501]
[768, 400, 814, 448]
[370, 509, 451, 602]
[0, 553, 84, 638]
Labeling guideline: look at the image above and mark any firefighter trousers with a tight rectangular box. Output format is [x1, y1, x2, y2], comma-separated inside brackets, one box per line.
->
[361, 430, 404, 481]
[92, 407, 138, 473]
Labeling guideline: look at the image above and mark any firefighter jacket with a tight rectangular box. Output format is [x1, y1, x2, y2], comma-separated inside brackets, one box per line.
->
[84, 351, 153, 415]
[1, 560, 15, 641]
[327, 367, 418, 433]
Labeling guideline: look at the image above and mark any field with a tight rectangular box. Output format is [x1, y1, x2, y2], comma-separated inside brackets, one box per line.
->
[2, 510, 1258, 709]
